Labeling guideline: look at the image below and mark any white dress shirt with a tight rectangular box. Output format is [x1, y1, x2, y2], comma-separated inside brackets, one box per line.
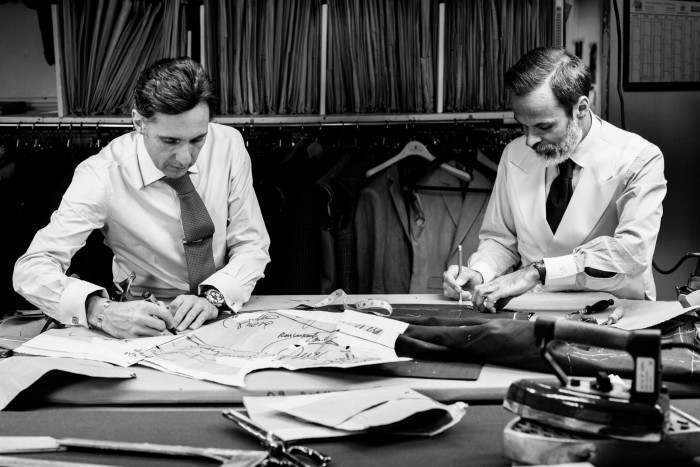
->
[468, 114, 666, 299]
[13, 123, 270, 326]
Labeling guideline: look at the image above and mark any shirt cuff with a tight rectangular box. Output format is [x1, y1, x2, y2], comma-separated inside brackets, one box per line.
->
[543, 254, 578, 287]
[468, 261, 496, 284]
[59, 277, 107, 327]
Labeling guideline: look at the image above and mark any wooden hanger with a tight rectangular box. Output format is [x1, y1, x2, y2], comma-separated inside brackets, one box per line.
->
[365, 140, 472, 182]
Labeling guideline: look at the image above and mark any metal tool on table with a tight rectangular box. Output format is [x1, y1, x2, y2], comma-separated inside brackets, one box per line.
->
[502, 316, 700, 466]
[111, 271, 136, 302]
[222, 409, 331, 467]
[0, 436, 266, 467]
[563, 298, 614, 323]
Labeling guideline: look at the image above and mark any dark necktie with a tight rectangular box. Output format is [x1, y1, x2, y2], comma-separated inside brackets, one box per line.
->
[546, 159, 575, 234]
[164, 174, 216, 294]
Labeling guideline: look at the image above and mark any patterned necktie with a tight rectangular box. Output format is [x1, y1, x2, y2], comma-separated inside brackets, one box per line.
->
[546, 158, 575, 234]
[164, 174, 216, 294]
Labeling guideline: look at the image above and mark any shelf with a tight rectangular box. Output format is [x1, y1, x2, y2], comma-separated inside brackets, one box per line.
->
[0, 111, 516, 127]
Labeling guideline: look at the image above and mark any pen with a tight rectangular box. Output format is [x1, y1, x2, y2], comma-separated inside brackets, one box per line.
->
[458, 245, 463, 305]
[143, 291, 177, 335]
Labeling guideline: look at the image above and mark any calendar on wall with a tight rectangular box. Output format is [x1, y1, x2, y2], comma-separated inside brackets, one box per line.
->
[623, 0, 700, 91]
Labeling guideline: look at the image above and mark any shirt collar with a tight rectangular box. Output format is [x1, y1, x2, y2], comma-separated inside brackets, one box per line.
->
[136, 133, 200, 187]
[568, 111, 601, 169]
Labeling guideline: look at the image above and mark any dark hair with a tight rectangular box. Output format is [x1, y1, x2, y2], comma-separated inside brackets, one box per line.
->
[504, 47, 591, 113]
[134, 57, 217, 120]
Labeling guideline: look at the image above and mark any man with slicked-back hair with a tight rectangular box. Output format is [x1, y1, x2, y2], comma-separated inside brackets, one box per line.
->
[14, 57, 270, 337]
[443, 47, 666, 310]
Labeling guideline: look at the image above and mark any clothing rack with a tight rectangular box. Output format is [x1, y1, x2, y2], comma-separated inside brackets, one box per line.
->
[0, 111, 516, 127]
[0, 112, 502, 307]
[0, 120, 521, 166]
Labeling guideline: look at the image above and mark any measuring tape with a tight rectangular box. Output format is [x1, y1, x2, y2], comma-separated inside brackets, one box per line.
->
[297, 289, 393, 317]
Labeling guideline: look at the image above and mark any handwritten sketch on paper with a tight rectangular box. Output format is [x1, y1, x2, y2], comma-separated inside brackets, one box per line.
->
[16, 310, 410, 387]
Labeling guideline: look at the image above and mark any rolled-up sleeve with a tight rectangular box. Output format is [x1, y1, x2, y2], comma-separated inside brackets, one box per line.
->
[563, 147, 666, 287]
[13, 162, 111, 326]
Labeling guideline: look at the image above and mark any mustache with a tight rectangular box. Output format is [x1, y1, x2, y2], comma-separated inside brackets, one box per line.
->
[533, 143, 557, 155]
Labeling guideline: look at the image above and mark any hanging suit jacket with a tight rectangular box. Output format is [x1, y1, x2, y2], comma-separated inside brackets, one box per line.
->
[469, 114, 666, 300]
[355, 160, 492, 294]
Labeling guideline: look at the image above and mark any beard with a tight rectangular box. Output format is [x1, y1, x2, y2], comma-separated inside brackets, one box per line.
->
[533, 117, 583, 167]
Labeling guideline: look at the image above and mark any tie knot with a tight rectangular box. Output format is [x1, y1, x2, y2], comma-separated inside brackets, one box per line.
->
[559, 159, 575, 179]
[163, 174, 195, 195]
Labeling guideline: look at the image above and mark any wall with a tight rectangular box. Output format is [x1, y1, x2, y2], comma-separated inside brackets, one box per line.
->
[566, 0, 604, 115]
[607, 0, 700, 300]
[0, 1, 56, 110]
[1, 0, 697, 300]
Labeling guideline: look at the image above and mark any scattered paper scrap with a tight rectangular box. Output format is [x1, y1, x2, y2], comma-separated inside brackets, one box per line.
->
[0, 357, 134, 410]
[243, 386, 467, 441]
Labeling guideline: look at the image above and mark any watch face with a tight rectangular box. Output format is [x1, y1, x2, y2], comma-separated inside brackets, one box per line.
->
[206, 289, 225, 307]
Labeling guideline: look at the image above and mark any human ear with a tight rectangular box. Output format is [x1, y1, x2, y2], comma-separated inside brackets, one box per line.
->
[132, 109, 146, 134]
[575, 96, 590, 119]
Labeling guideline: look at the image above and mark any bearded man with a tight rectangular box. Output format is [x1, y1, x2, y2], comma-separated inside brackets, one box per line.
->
[442, 47, 666, 310]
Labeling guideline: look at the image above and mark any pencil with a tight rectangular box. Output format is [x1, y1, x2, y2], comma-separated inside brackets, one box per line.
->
[143, 290, 177, 335]
[458, 245, 463, 305]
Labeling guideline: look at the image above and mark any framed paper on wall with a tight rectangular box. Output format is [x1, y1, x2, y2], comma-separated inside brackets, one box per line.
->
[623, 0, 700, 91]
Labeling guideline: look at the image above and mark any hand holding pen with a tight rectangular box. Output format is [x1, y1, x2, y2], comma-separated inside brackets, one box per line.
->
[86, 293, 176, 339]
[443, 249, 485, 303]
[142, 291, 177, 335]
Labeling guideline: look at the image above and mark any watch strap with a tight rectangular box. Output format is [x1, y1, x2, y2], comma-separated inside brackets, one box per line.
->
[533, 259, 546, 285]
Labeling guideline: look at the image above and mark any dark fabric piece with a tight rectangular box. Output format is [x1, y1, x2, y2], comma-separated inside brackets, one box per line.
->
[395, 317, 549, 373]
[315, 146, 381, 293]
[164, 175, 217, 294]
[22, 0, 55, 65]
[388, 303, 531, 321]
[1, 141, 111, 315]
[354, 164, 412, 293]
[546, 158, 575, 233]
[354, 147, 489, 294]
[330, 147, 384, 291]
[341, 359, 482, 381]
[393, 315, 700, 383]
[253, 138, 338, 294]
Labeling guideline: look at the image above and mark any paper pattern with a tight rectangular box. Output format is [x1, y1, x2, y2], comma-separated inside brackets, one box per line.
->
[16, 310, 409, 388]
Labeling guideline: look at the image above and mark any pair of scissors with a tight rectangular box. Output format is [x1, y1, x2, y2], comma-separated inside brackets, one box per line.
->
[111, 271, 136, 302]
[222, 409, 331, 467]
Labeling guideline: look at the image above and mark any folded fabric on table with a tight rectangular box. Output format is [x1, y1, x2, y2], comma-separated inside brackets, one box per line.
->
[393, 315, 700, 382]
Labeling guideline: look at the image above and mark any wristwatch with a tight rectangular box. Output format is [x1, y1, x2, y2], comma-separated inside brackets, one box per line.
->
[201, 288, 225, 309]
[533, 259, 546, 285]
